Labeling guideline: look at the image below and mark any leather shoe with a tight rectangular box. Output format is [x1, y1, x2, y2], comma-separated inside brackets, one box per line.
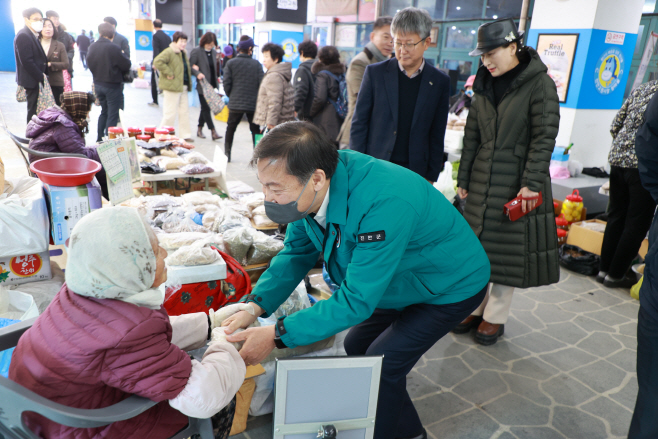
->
[396, 428, 427, 439]
[197, 127, 206, 139]
[595, 271, 607, 284]
[211, 129, 222, 140]
[452, 315, 482, 334]
[603, 275, 637, 289]
[475, 320, 504, 346]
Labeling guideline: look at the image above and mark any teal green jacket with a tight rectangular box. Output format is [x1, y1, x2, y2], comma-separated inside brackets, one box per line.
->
[249, 150, 490, 348]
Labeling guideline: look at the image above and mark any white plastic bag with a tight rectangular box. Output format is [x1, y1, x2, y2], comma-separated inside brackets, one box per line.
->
[433, 161, 457, 201]
[0, 286, 39, 320]
[0, 177, 49, 258]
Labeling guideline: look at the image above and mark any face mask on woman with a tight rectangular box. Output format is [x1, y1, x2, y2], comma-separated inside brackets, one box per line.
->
[465, 90, 474, 98]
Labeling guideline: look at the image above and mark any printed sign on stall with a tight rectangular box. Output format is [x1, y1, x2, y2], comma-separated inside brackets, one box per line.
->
[272, 30, 303, 68]
[536, 34, 579, 103]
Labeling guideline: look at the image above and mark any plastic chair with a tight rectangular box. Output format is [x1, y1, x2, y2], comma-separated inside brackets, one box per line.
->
[0, 318, 214, 439]
[0, 124, 86, 178]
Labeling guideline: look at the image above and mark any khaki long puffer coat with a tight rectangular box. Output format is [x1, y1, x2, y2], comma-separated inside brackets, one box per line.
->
[254, 62, 295, 127]
[457, 47, 560, 289]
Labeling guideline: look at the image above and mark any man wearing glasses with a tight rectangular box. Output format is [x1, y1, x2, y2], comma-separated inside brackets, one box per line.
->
[350, 7, 449, 184]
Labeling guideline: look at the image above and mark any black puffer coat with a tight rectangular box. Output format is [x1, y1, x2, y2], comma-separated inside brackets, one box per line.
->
[457, 48, 560, 288]
[310, 61, 345, 145]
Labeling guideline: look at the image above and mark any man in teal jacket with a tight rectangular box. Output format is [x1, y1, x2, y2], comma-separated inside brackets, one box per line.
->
[225, 122, 490, 439]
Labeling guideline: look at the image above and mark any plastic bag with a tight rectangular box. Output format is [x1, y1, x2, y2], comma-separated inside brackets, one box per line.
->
[180, 163, 216, 175]
[0, 287, 39, 320]
[166, 240, 220, 266]
[433, 161, 456, 201]
[217, 218, 251, 233]
[172, 146, 190, 155]
[158, 232, 213, 250]
[223, 226, 254, 264]
[631, 276, 643, 300]
[153, 156, 186, 170]
[222, 200, 252, 218]
[272, 281, 311, 319]
[227, 180, 255, 199]
[138, 147, 157, 158]
[240, 192, 265, 211]
[252, 214, 277, 228]
[184, 152, 210, 164]
[0, 177, 49, 258]
[160, 149, 178, 158]
[182, 191, 222, 207]
[558, 244, 600, 276]
[161, 209, 209, 233]
[246, 229, 284, 265]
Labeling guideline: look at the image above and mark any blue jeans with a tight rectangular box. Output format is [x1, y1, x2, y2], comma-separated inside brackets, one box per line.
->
[95, 83, 124, 142]
[344, 286, 487, 439]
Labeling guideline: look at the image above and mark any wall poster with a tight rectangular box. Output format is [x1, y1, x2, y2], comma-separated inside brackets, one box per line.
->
[536, 34, 579, 103]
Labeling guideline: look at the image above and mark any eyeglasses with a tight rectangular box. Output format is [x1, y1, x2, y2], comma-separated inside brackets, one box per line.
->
[394, 37, 427, 51]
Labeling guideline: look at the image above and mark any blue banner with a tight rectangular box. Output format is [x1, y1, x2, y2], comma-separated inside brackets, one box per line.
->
[135, 30, 153, 51]
[271, 30, 304, 68]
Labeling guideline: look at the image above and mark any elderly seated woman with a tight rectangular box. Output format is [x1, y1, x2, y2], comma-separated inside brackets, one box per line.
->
[26, 91, 108, 198]
[9, 207, 249, 439]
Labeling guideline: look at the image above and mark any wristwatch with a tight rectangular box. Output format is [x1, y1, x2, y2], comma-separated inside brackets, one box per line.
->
[274, 318, 288, 349]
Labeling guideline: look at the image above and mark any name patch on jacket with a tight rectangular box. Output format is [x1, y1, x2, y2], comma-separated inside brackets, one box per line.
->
[358, 231, 386, 243]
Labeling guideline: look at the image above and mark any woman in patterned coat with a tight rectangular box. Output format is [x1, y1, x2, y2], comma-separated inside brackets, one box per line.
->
[597, 81, 658, 288]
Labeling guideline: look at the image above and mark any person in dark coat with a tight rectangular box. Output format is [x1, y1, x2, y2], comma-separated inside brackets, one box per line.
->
[104, 16, 130, 58]
[629, 86, 658, 439]
[454, 19, 560, 346]
[39, 19, 69, 106]
[223, 36, 264, 161]
[87, 23, 131, 142]
[14, 7, 49, 123]
[149, 19, 172, 106]
[309, 46, 345, 145]
[190, 32, 221, 140]
[293, 40, 317, 121]
[76, 30, 90, 69]
[89, 30, 95, 43]
[45, 11, 74, 82]
[26, 92, 108, 198]
[350, 7, 450, 183]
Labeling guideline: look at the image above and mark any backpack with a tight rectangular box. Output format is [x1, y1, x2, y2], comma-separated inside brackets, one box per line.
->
[323, 71, 348, 119]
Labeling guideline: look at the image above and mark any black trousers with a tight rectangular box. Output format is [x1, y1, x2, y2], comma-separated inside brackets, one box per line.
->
[344, 286, 487, 439]
[198, 93, 215, 130]
[51, 85, 64, 107]
[600, 166, 656, 278]
[224, 109, 260, 151]
[26, 86, 40, 123]
[151, 65, 158, 103]
[629, 306, 658, 438]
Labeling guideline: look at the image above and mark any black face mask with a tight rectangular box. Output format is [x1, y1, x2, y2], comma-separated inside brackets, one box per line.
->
[264, 176, 317, 225]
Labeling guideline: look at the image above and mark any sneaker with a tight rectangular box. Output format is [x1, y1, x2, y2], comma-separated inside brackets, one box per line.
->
[596, 271, 607, 284]
[148, 102, 158, 106]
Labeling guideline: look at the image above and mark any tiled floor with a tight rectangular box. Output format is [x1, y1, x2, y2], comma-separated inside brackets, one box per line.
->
[233, 269, 640, 439]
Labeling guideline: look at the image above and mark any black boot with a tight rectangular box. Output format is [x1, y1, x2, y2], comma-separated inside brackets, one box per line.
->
[225, 146, 231, 163]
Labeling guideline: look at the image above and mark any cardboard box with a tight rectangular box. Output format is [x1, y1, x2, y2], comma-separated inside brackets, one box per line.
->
[640, 238, 649, 259]
[0, 251, 52, 286]
[566, 220, 607, 256]
[44, 178, 103, 245]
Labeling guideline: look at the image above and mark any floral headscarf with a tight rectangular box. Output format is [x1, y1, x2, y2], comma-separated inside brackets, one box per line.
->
[65, 207, 165, 309]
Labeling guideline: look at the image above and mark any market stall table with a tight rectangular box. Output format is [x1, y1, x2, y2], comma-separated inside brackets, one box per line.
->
[141, 169, 222, 194]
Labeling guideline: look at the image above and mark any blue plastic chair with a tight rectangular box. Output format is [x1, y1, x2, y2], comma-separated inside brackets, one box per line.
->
[0, 317, 213, 439]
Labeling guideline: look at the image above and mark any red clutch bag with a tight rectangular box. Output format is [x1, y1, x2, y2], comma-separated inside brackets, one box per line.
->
[503, 192, 543, 221]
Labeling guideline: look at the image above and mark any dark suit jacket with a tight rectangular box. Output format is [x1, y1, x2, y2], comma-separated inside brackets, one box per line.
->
[152, 30, 171, 59]
[350, 58, 450, 181]
[112, 32, 130, 58]
[14, 26, 49, 89]
[189, 46, 218, 92]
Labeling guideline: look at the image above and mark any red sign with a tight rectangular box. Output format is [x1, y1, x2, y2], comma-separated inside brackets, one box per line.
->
[10, 254, 43, 278]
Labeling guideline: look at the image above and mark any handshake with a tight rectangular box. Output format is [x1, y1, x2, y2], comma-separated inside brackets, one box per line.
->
[207, 303, 258, 350]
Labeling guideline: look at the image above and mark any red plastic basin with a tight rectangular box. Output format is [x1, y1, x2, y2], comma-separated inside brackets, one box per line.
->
[30, 157, 102, 187]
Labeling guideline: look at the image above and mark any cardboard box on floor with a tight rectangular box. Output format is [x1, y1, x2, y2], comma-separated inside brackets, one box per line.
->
[566, 220, 606, 255]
